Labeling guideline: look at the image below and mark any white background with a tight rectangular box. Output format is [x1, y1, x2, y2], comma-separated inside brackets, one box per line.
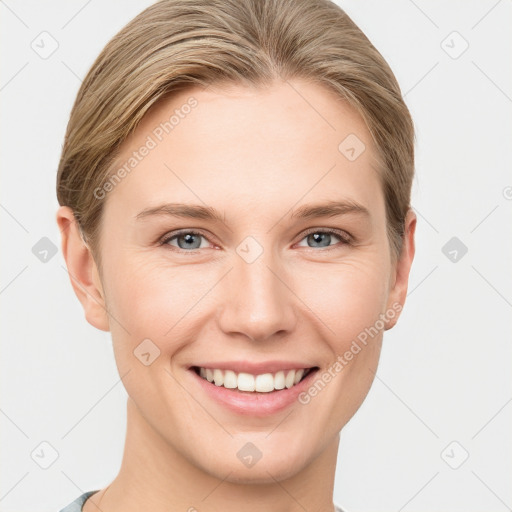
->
[1, 1, 511, 511]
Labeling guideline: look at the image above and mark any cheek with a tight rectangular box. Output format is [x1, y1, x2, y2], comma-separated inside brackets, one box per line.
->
[106, 256, 202, 330]
[104, 256, 219, 371]
[292, 257, 390, 346]
[104, 260, 202, 402]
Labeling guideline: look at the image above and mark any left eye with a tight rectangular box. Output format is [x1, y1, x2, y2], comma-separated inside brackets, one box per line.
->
[163, 231, 209, 250]
[296, 230, 346, 248]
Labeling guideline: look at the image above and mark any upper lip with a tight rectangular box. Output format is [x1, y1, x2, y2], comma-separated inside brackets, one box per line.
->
[189, 360, 318, 375]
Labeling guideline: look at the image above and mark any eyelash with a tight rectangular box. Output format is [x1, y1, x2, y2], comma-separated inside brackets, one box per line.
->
[158, 228, 353, 252]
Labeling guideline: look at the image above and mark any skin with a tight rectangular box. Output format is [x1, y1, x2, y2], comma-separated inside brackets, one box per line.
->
[57, 78, 416, 512]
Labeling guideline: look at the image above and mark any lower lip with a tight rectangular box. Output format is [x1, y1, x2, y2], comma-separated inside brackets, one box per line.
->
[188, 368, 319, 416]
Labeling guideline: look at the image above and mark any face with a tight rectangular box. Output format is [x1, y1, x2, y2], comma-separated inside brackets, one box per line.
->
[65, 79, 415, 483]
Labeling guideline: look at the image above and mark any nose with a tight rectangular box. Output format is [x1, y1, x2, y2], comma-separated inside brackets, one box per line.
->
[216, 249, 297, 343]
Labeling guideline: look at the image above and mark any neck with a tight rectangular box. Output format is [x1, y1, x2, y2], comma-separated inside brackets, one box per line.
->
[89, 397, 339, 512]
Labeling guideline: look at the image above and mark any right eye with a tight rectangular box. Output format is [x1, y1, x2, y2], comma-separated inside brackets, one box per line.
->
[160, 230, 211, 251]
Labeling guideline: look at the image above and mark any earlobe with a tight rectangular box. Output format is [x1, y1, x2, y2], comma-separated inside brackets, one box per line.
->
[384, 208, 417, 330]
[56, 206, 110, 332]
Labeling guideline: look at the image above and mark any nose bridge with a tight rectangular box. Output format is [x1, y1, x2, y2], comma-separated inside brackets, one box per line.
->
[217, 243, 296, 342]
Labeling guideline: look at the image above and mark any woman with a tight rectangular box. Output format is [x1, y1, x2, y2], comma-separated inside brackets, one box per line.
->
[56, 0, 416, 510]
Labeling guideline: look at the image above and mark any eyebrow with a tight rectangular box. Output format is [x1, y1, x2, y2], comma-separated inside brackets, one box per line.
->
[289, 199, 371, 220]
[135, 203, 225, 222]
[135, 200, 370, 223]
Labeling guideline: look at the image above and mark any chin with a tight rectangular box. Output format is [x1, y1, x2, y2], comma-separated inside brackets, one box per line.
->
[191, 434, 316, 485]
[217, 456, 310, 485]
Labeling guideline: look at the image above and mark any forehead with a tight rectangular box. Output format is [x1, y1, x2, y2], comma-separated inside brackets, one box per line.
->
[105, 79, 384, 219]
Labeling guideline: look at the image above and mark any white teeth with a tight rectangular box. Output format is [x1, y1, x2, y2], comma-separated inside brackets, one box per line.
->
[196, 367, 311, 392]
[274, 370, 285, 390]
[237, 372, 255, 391]
[223, 370, 237, 389]
[255, 373, 274, 393]
[213, 369, 224, 386]
[285, 370, 296, 389]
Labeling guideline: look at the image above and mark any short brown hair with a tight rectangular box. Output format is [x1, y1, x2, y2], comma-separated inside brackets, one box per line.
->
[56, 0, 414, 265]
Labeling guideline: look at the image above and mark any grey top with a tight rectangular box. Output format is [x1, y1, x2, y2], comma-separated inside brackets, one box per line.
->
[59, 490, 345, 511]
[59, 491, 99, 512]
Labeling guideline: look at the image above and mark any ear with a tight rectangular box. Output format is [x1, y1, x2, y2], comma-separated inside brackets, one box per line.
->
[56, 206, 110, 332]
[384, 208, 417, 330]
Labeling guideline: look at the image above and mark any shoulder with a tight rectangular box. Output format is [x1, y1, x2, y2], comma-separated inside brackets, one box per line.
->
[58, 490, 99, 512]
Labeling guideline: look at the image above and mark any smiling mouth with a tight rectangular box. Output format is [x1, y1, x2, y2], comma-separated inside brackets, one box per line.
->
[191, 366, 319, 393]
